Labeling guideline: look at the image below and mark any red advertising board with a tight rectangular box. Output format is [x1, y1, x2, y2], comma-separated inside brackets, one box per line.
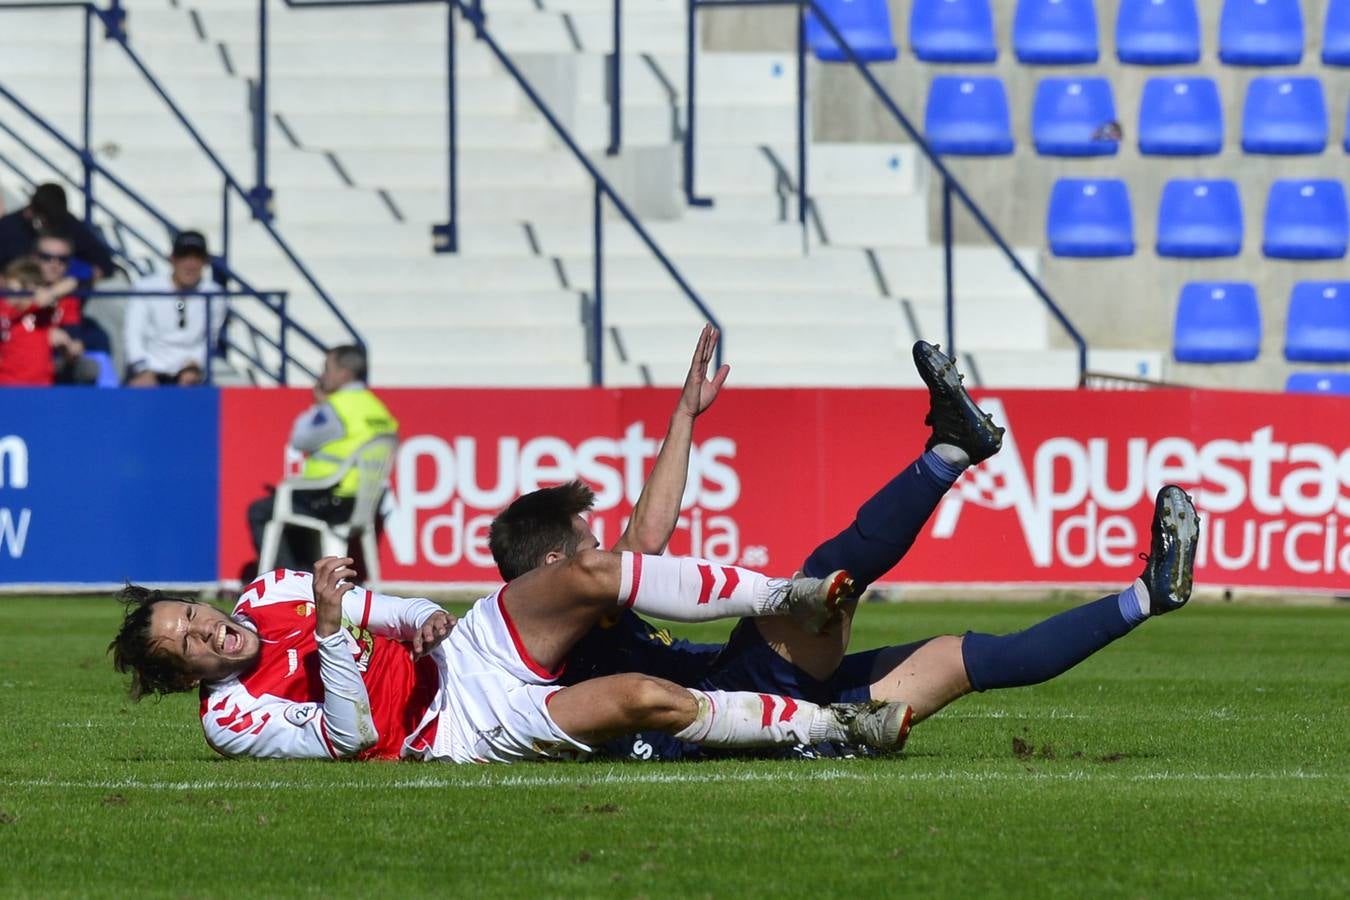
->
[219, 387, 1350, 593]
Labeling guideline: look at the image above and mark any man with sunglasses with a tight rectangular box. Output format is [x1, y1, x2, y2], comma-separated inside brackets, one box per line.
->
[32, 230, 105, 385]
[124, 230, 222, 386]
[0, 183, 116, 280]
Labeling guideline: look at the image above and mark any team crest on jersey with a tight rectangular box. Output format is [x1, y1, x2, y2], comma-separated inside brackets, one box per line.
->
[295, 602, 314, 617]
[340, 619, 376, 672]
[283, 704, 318, 727]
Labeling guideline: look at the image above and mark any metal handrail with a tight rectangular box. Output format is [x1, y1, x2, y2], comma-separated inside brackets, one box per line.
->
[269, 0, 724, 383]
[677, 0, 1089, 385]
[0, 0, 363, 382]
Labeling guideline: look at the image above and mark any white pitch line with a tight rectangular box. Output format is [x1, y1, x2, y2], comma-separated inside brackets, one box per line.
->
[0, 768, 1341, 793]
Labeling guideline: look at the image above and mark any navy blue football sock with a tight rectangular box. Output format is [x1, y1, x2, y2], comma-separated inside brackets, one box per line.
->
[961, 592, 1140, 691]
[802, 451, 960, 592]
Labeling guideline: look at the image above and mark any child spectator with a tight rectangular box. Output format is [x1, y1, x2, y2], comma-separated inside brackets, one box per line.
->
[0, 258, 88, 386]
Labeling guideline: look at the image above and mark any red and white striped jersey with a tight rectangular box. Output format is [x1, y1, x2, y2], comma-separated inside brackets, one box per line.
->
[199, 568, 443, 760]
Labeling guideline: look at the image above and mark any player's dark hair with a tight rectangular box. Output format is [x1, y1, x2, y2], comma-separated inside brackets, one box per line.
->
[108, 584, 201, 701]
[328, 344, 368, 382]
[489, 480, 596, 581]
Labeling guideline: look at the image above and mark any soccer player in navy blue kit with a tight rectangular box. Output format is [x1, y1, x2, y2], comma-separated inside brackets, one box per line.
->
[488, 328, 1200, 759]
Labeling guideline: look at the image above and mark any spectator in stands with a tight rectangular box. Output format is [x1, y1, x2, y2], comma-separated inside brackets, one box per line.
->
[246, 345, 398, 573]
[33, 230, 104, 385]
[124, 231, 222, 386]
[0, 258, 87, 387]
[0, 183, 116, 280]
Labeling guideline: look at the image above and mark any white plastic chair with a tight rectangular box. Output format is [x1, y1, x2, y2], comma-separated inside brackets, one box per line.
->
[257, 434, 398, 588]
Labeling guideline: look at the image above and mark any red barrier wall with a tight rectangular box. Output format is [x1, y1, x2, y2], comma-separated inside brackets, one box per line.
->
[219, 388, 1350, 592]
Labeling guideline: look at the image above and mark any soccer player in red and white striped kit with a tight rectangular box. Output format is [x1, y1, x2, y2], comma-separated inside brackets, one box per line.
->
[111, 547, 912, 763]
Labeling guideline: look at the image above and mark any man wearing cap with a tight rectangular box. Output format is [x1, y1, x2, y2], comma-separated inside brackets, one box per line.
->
[124, 230, 223, 386]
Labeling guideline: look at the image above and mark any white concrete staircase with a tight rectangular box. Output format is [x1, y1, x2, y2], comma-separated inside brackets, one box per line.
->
[0, 0, 1154, 387]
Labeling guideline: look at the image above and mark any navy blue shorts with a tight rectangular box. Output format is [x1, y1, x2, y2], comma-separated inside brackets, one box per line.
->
[599, 620, 903, 762]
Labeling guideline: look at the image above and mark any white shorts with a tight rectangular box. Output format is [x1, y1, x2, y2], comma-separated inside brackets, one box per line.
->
[413, 586, 593, 764]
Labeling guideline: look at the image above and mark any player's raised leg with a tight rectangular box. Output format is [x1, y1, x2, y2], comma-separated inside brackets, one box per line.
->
[756, 341, 1005, 679]
[502, 549, 853, 673]
[545, 673, 912, 753]
[867, 485, 1200, 722]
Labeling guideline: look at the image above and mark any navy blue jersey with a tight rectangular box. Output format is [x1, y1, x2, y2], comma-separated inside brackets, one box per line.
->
[558, 610, 724, 688]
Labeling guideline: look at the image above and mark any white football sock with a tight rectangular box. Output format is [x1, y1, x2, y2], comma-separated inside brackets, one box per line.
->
[672, 689, 845, 748]
[617, 552, 785, 622]
[931, 442, 971, 468]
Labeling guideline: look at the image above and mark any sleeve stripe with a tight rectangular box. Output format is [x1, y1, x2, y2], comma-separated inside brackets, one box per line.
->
[361, 590, 373, 630]
[318, 717, 341, 760]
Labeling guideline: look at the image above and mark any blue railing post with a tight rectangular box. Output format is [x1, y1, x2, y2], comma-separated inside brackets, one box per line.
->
[433, 0, 459, 253]
[469, 0, 485, 37]
[250, 0, 275, 222]
[101, 0, 126, 39]
[942, 178, 954, 358]
[591, 183, 604, 386]
[682, 0, 712, 207]
[221, 178, 232, 272]
[81, 5, 94, 227]
[606, 0, 622, 156]
[277, 292, 289, 385]
[795, 0, 806, 237]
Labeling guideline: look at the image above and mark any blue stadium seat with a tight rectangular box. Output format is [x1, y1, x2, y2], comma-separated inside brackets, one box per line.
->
[1173, 282, 1262, 363]
[925, 76, 1014, 155]
[1323, 0, 1350, 66]
[1157, 180, 1244, 258]
[805, 0, 899, 63]
[1285, 281, 1350, 361]
[910, 0, 998, 62]
[84, 351, 120, 388]
[1242, 77, 1328, 154]
[1137, 77, 1223, 155]
[1218, 0, 1303, 65]
[1263, 180, 1350, 260]
[1013, 0, 1099, 64]
[1032, 77, 1118, 156]
[1344, 96, 1350, 152]
[1047, 179, 1135, 257]
[1115, 0, 1201, 65]
[1285, 372, 1350, 394]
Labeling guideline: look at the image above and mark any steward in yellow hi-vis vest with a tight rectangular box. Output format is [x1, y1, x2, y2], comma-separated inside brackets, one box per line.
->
[300, 386, 398, 497]
[247, 345, 398, 571]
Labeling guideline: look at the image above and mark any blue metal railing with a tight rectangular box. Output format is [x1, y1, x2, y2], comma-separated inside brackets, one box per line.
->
[675, 0, 1088, 384]
[0, 0, 363, 383]
[268, 0, 724, 384]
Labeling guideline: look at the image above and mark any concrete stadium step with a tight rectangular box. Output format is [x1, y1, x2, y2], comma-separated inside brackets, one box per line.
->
[229, 222, 538, 260]
[529, 220, 807, 257]
[216, 39, 498, 79]
[615, 322, 905, 361]
[348, 291, 585, 327]
[267, 75, 522, 117]
[372, 361, 592, 387]
[573, 52, 798, 107]
[8, 76, 246, 115]
[906, 299, 1049, 351]
[814, 195, 929, 248]
[241, 256, 561, 292]
[557, 250, 879, 293]
[606, 356, 924, 388]
[105, 148, 348, 190]
[333, 148, 587, 190]
[387, 186, 596, 225]
[357, 324, 589, 361]
[279, 113, 551, 151]
[692, 144, 923, 196]
[597, 291, 899, 325]
[873, 247, 1043, 301]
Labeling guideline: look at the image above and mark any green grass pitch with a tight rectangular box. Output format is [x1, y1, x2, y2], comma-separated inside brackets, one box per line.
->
[0, 595, 1346, 898]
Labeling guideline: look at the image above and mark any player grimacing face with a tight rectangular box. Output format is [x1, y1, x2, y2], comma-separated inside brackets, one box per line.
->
[146, 600, 262, 685]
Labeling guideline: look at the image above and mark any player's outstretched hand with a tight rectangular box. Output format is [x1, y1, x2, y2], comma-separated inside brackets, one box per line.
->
[313, 556, 357, 638]
[412, 610, 457, 659]
[678, 323, 730, 420]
